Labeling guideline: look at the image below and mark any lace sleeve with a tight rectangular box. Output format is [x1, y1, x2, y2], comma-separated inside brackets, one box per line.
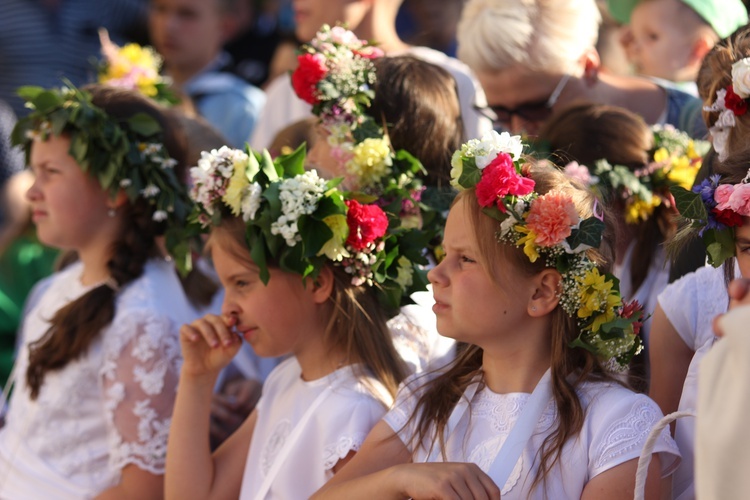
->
[100, 311, 182, 475]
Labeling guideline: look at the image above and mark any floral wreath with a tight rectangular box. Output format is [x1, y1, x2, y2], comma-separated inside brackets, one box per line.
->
[671, 170, 750, 267]
[291, 25, 426, 206]
[451, 131, 644, 367]
[704, 57, 750, 161]
[11, 84, 194, 272]
[563, 125, 709, 224]
[189, 145, 431, 310]
[97, 29, 178, 106]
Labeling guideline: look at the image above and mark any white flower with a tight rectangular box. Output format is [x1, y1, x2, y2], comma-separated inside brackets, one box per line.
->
[732, 58, 750, 98]
[152, 210, 168, 222]
[120, 178, 132, 188]
[241, 182, 262, 221]
[474, 130, 524, 169]
[161, 157, 178, 169]
[270, 171, 328, 247]
[704, 88, 728, 113]
[142, 184, 160, 198]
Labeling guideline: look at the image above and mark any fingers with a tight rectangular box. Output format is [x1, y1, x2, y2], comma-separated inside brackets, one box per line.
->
[181, 314, 239, 348]
[713, 313, 725, 338]
[728, 278, 750, 304]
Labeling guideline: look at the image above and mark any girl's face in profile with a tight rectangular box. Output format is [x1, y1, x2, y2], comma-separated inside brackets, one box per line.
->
[26, 134, 115, 252]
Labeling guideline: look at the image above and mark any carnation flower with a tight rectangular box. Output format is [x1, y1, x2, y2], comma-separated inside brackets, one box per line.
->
[345, 200, 389, 251]
[562, 161, 593, 185]
[526, 191, 579, 247]
[291, 53, 328, 104]
[714, 184, 735, 209]
[712, 207, 743, 227]
[475, 152, 535, 209]
[725, 85, 748, 116]
[346, 137, 393, 188]
[727, 182, 750, 216]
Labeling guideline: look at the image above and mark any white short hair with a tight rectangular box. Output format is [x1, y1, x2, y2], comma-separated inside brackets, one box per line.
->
[457, 0, 601, 73]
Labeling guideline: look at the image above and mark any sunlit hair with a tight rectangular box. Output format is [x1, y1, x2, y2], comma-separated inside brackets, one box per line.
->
[457, 0, 601, 73]
[697, 27, 750, 157]
[406, 161, 621, 491]
[206, 216, 408, 399]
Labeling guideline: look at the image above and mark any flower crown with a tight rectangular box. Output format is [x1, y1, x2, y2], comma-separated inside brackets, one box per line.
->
[97, 29, 178, 106]
[451, 131, 644, 366]
[291, 25, 426, 195]
[11, 84, 194, 272]
[189, 145, 431, 310]
[704, 57, 750, 161]
[670, 169, 750, 267]
[563, 125, 708, 224]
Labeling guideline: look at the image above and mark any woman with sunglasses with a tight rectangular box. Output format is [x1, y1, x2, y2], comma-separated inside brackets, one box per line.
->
[458, 0, 708, 140]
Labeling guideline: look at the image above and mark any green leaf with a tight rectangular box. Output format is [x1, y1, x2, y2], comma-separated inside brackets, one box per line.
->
[16, 86, 45, 101]
[126, 113, 162, 137]
[69, 134, 88, 166]
[705, 228, 735, 267]
[481, 205, 507, 222]
[298, 216, 333, 258]
[566, 216, 605, 251]
[458, 157, 481, 189]
[670, 185, 708, 221]
[274, 143, 306, 176]
[31, 90, 63, 113]
[245, 150, 260, 181]
[248, 232, 270, 284]
[260, 149, 280, 181]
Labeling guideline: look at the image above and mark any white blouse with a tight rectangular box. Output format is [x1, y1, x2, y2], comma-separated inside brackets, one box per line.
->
[0, 259, 200, 499]
[239, 357, 392, 499]
[385, 375, 680, 499]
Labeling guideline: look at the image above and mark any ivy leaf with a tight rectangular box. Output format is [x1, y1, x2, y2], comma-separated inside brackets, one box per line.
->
[705, 228, 735, 267]
[458, 157, 481, 189]
[566, 217, 605, 251]
[126, 113, 161, 137]
[670, 185, 708, 221]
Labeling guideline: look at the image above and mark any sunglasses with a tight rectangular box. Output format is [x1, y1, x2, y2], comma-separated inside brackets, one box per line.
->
[475, 73, 572, 126]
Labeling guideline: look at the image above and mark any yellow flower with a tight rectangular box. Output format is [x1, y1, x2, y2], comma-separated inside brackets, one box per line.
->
[223, 162, 249, 215]
[686, 140, 701, 160]
[394, 256, 414, 288]
[590, 292, 622, 332]
[515, 225, 540, 263]
[450, 150, 464, 188]
[624, 196, 661, 224]
[318, 214, 350, 261]
[346, 137, 393, 188]
[666, 154, 700, 190]
[577, 268, 614, 318]
[653, 147, 669, 164]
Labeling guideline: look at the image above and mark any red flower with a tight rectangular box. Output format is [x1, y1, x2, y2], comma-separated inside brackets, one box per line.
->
[713, 207, 743, 227]
[725, 85, 748, 116]
[475, 153, 535, 210]
[621, 300, 644, 336]
[291, 53, 328, 105]
[345, 200, 389, 251]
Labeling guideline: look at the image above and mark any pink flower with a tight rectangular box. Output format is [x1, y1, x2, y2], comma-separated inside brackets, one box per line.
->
[727, 183, 750, 216]
[354, 46, 384, 59]
[562, 161, 592, 185]
[714, 184, 735, 210]
[475, 153, 535, 210]
[291, 53, 328, 104]
[526, 191, 580, 247]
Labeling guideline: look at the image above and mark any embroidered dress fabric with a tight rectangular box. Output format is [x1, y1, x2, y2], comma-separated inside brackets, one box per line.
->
[384, 375, 680, 499]
[657, 264, 729, 500]
[239, 357, 392, 499]
[0, 259, 200, 499]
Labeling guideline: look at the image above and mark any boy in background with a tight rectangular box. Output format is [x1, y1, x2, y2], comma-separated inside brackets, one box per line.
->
[149, 0, 266, 147]
[613, 0, 748, 94]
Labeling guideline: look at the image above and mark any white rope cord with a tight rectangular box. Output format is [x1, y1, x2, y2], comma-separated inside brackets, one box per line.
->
[633, 409, 695, 500]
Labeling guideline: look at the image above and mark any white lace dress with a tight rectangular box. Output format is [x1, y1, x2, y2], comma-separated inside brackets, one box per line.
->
[0, 259, 200, 499]
[657, 264, 728, 500]
[239, 357, 392, 499]
[384, 376, 680, 499]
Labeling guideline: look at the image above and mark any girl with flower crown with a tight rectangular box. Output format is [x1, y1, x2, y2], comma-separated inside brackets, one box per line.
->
[165, 145, 430, 498]
[0, 84, 204, 498]
[648, 28, 750, 500]
[540, 102, 707, 387]
[313, 138, 680, 499]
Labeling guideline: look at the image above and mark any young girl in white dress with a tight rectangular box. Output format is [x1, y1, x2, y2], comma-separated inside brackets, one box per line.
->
[0, 84, 204, 498]
[649, 30, 750, 500]
[166, 146, 428, 498]
[314, 136, 680, 499]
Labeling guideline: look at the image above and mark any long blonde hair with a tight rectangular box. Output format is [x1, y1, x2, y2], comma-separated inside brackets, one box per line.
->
[207, 216, 408, 398]
[407, 162, 621, 491]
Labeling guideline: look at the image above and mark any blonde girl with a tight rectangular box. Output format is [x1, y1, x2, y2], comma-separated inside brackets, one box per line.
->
[165, 147, 428, 499]
[314, 135, 680, 499]
[0, 84, 202, 498]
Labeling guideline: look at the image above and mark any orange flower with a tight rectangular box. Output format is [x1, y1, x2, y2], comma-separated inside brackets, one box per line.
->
[526, 191, 579, 247]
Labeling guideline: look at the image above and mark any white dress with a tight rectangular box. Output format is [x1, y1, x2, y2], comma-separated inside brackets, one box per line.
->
[384, 376, 680, 499]
[249, 46, 492, 150]
[0, 259, 200, 499]
[657, 264, 728, 500]
[239, 357, 392, 499]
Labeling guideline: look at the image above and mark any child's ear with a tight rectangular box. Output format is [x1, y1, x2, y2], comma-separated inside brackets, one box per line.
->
[579, 48, 601, 86]
[689, 35, 714, 67]
[310, 266, 335, 304]
[106, 190, 129, 211]
[528, 269, 561, 317]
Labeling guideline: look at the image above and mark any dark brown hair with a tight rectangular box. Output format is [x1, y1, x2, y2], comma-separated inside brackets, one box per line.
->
[541, 102, 672, 294]
[206, 215, 408, 398]
[369, 55, 464, 187]
[407, 162, 621, 491]
[26, 85, 196, 399]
